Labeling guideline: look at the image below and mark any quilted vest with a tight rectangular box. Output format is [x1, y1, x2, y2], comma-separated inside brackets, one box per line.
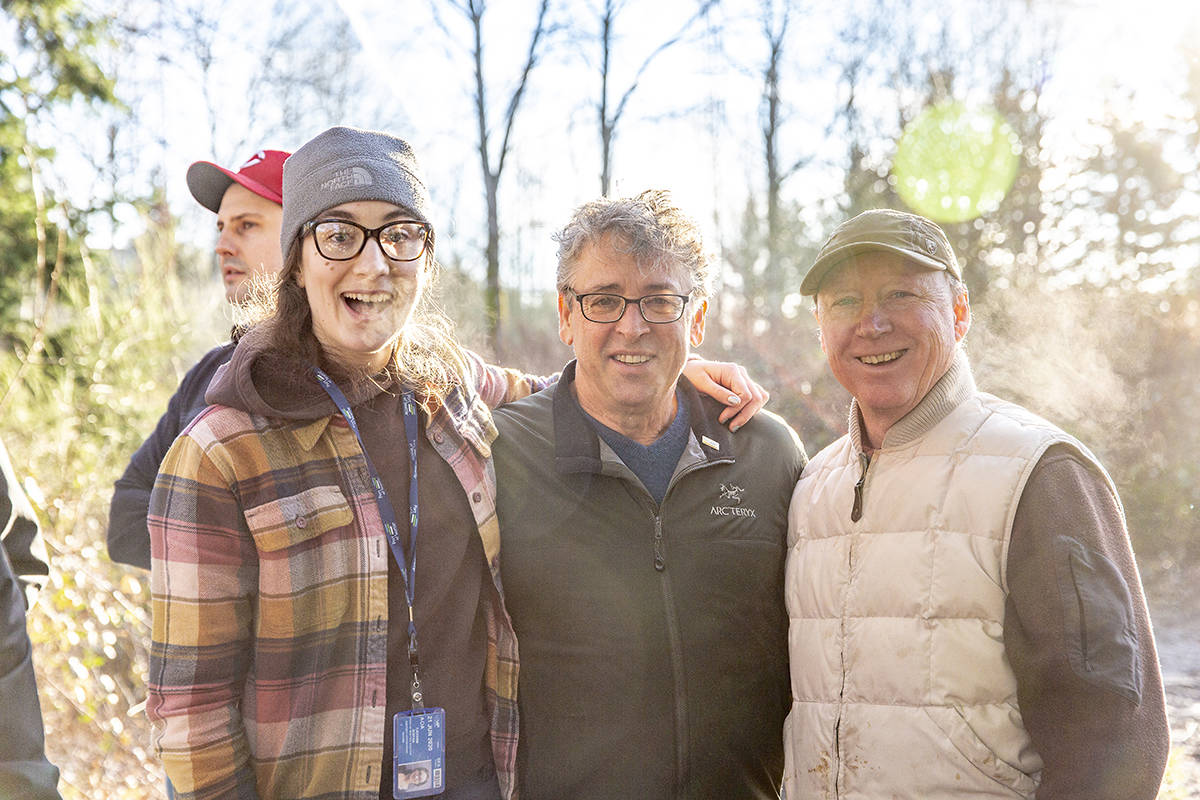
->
[782, 355, 1106, 799]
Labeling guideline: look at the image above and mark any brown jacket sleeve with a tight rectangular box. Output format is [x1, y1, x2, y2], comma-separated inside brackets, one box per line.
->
[1004, 444, 1169, 799]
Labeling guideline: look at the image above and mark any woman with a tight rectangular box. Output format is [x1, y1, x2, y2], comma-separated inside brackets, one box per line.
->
[147, 126, 761, 800]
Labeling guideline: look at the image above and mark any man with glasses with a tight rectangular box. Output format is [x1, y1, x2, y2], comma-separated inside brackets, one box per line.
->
[107, 149, 289, 570]
[493, 190, 807, 798]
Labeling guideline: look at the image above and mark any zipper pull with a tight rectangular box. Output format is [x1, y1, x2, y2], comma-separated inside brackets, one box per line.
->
[851, 452, 869, 522]
[653, 515, 665, 571]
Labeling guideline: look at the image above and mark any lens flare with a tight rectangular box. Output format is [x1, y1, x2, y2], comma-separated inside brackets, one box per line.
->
[892, 101, 1021, 223]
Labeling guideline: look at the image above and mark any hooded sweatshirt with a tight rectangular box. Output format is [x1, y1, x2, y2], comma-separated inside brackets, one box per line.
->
[205, 327, 500, 799]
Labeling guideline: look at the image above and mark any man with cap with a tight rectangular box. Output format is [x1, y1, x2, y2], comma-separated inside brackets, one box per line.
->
[782, 208, 1169, 799]
[107, 149, 289, 570]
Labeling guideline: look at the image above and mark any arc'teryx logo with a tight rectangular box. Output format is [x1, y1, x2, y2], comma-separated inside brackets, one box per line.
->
[718, 483, 744, 504]
[711, 483, 757, 518]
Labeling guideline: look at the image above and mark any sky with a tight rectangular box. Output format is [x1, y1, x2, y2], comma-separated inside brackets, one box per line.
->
[29, 0, 1200, 296]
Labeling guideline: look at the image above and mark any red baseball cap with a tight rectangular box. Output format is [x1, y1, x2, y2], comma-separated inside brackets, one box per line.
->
[186, 149, 290, 212]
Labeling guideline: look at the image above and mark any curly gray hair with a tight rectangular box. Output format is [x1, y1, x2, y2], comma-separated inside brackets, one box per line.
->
[553, 189, 711, 299]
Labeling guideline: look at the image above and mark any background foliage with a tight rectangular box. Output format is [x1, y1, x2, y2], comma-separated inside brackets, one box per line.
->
[1, 0, 1198, 796]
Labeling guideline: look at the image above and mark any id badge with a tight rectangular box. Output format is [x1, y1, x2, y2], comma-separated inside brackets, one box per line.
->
[393, 707, 445, 798]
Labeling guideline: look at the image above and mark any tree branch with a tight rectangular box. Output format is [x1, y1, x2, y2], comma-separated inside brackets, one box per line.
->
[609, 0, 718, 129]
[495, 0, 551, 179]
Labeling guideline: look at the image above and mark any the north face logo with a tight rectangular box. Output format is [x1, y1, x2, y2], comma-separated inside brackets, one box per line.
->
[321, 166, 374, 192]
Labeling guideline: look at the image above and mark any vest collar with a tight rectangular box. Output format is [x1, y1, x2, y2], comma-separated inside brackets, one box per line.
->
[849, 349, 976, 452]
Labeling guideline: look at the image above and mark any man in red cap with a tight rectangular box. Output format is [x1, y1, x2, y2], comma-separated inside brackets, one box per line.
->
[106, 149, 289, 569]
[185, 149, 288, 304]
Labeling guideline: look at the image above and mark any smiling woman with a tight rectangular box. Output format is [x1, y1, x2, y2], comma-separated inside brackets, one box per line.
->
[297, 203, 429, 376]
[145, 126, 557, 800]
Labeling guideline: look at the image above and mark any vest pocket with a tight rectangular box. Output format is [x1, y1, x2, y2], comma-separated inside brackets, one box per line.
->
[924, 705, 1039, 795]
[244, 485, 354, 552]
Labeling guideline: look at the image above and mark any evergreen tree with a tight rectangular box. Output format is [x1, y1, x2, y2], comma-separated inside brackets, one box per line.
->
[0, 0, 116, 325]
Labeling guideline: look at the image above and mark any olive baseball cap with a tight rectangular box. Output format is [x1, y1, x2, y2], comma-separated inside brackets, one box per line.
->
[800, 208, 961, 296]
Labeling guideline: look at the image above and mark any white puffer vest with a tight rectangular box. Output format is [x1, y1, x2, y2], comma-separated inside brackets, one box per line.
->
[783, 355, 1103, 799]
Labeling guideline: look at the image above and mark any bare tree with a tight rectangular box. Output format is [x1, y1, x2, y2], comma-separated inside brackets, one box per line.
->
[245, 1, 375, 151]
[440, 0, 552, 355]
[829, 0, 894, 218]
[141, 0, 231, 158]
[757, 0, 812, 306]
[106, 0, 375, 176]
[588, 0, 718, 195]
[721, 0, 817, 322]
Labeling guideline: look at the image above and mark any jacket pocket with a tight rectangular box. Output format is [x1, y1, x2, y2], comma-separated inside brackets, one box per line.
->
[924, 705, 1039, 795]
[244, 485, 354, 552]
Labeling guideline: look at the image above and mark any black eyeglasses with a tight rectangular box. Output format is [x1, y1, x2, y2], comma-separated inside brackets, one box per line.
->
[568, 290, 692, 324]
[303, 219, 431, 262]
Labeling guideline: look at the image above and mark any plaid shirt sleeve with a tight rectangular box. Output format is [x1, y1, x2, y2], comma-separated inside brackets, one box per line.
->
[464, 350, 558, 410]
[147, 414, 260, 800]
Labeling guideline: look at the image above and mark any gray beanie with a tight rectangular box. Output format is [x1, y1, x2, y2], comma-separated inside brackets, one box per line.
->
[280, 126, 433, 258]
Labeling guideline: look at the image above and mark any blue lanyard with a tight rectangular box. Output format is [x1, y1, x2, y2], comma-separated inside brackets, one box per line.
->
[311, 367, 426, 709]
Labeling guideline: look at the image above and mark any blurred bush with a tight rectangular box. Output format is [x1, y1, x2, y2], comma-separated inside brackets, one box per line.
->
[1, 207, 222, 799]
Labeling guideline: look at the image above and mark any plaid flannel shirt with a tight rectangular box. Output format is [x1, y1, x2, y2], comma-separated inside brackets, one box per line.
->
[147, 355, 549, 800]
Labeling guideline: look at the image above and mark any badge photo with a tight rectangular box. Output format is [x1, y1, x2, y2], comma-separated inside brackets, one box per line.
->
[394, 708, 446, 798]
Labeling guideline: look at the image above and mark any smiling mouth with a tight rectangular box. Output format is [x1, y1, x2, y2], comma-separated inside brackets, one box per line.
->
[859, 350, 904, 365]
[342, 291, 393, 313]
[613, 354, 651, 365]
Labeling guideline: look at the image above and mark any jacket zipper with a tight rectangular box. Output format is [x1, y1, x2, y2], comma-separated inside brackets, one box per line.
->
[653, 513, 666, 571]
[656, 518, 689, 796]
[851, 452, 870, 521]
[645, 456, 730, 794]
[837, 450, 870, 794]
[649, 457, 726, 573]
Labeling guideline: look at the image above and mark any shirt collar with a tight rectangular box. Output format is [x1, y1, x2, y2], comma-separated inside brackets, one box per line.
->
[551, 360, 732, 474]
